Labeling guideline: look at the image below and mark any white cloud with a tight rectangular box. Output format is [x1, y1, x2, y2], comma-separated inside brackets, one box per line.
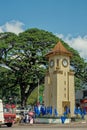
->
[0, 20, 24, 35]
[0, 28, 3, 32]
[57, 34, 87, 60]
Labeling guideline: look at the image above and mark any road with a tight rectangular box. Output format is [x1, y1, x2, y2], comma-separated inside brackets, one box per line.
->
[0, 123, 87, 130]
[0, 127, 87, 130]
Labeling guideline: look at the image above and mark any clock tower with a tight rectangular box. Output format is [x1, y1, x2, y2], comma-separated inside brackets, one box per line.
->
[44, 41, 75, 117]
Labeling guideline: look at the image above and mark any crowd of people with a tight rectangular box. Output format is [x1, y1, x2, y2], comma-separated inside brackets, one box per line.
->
[18, 102, 86, 124]
[20, 112, 34, 124]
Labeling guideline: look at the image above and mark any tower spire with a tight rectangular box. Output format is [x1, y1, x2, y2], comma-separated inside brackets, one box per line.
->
[46, 41, 72, 58]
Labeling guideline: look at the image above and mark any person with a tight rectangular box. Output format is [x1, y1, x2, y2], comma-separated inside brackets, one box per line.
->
[64, 106, 70, 117]
[25, 113, 29, 123]
[81, 107, 86, 119]
[30, 117, 33, 124]
[20, 114, 24, 123]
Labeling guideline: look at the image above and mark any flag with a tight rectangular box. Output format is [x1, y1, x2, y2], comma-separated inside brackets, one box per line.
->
[49, 106, 52, 115]
[74, 107, 78, 115]
[61, 116, 66, 124]
[46, 106, 52, 115]
[83, 108, 86, 115]
[78, 107, 82, 115]
[54, 108, 58, 116]
[34, 106, 40, 116]
[41, 106, 46, 115]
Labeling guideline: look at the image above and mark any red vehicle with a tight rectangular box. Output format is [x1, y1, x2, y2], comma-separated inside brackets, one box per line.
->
[0, 99, 16, 127]
[3, 104, 16, 127]
[80, 98, 87, 112]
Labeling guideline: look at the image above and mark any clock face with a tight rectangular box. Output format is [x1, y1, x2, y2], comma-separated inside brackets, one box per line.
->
[50, 59, 54, 67]
[62, 59, 68, 67]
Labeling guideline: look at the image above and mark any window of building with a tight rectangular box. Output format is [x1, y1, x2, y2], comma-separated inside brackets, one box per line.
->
[64, 93, 66, 98]
[83, 90, 87, 98]
[57, 59, 59, 66]
[64, 87, 66, 91]
[64, 72, 66, 76]
[64, 81, 66, 85]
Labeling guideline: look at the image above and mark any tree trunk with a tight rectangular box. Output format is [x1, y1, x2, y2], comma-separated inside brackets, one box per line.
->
[20, 85, 27, 107]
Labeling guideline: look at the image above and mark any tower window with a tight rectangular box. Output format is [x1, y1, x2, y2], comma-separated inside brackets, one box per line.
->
[64, 87, 66, 91]
[64, 72, 66, 76]
[57, 59, 59, 66]
[64, 93, 66, 98]
[64, 81, 66, 85]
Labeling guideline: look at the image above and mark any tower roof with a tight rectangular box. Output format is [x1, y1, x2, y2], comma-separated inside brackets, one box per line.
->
[46, 41, 72, 58]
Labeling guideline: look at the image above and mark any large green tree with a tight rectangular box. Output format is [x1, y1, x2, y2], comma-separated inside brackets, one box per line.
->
[0, 28, 87, 106]
[0, 29, 59, 106]
[0, 32, 20, 103]
[11, 28, 59, 106]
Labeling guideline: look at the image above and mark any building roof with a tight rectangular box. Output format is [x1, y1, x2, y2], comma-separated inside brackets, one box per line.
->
[46, 41, 72, 58]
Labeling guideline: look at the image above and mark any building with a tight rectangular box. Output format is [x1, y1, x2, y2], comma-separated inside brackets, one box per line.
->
[75, 89, 87, 103]
[44, 41, 75, 117]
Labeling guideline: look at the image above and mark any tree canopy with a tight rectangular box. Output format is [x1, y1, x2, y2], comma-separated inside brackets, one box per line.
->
[0, 28, 87, 106]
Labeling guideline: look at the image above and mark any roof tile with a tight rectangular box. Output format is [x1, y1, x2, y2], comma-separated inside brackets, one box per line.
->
[46, 41, 72, 58]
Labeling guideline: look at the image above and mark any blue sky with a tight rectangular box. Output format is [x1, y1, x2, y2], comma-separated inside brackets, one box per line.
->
[0, 0, 87, 60]
[0, 0, 87, 35]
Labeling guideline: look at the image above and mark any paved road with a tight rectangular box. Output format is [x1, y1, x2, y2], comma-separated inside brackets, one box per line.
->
[0, 127, 87, 130]
[1, 123, 87, 130]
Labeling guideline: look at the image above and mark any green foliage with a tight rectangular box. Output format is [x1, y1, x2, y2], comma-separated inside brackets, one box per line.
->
[61, 40, 87, 90]
[27, 87, 38, 105]
[27, 84, 44, 105]
[0, 28, 87, 106]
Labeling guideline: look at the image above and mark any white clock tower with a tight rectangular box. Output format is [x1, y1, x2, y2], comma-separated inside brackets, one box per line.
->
[44, 41, 75, 117]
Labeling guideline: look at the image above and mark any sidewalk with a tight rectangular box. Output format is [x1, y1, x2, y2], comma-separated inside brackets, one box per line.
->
[17, 120, 87, 128]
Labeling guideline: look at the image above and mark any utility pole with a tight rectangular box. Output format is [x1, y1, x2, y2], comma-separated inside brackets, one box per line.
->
[38, 79, 39, 102]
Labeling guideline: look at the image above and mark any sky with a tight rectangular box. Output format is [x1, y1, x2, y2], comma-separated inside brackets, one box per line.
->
[0, 0, 87, 60]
